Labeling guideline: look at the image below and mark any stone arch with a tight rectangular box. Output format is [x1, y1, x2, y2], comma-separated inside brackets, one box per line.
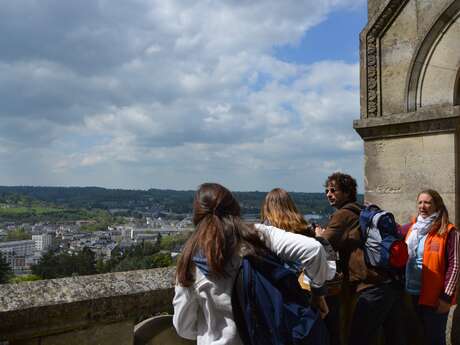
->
[407, 0, 460, 111]
[455, 67, 460, 105]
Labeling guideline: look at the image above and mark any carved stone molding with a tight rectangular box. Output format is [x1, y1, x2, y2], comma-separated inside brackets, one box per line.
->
[365, 0, 410, 118]
[355, 117, 460, 140]
[354, 105, 460, 140]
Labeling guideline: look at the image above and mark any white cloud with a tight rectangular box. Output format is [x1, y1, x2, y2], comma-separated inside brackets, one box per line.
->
[0, 0, 365, 191]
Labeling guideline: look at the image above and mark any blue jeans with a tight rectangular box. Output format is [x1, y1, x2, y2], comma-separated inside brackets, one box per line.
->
[411, 295, 448, 345]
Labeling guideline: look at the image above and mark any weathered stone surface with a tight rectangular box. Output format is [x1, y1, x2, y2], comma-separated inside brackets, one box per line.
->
[367, 0, 387, 21]
[360, 0, 460, 118]
[364, 133, 457, 223]
[11, 321, 134, 345]
[416, 0, 453, 37]
[380, 0, 417, 116]
[41, 321, 134, 345]
[134, 315, 195, 345]
[354, 104, 460, 140]
[359, 1, 460, 343]
[0, 267, 176, 341]
[421, 66, 457, 106]
[420, 17, 460, 107]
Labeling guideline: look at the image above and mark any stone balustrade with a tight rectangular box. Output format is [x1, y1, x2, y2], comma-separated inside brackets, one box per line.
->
[0, 267, 176, 345]
[0, 267, 458, 345]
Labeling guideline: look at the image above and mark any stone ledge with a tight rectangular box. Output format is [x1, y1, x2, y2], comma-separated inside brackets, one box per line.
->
[0, 267, 176, 341]
[353, 104, 460, 140]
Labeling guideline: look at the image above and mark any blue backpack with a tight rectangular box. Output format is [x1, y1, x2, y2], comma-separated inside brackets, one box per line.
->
[231, 254, 322, 345]
[347, 204, 408, 270]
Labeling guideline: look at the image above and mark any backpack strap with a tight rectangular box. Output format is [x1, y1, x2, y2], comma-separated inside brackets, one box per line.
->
[231, 260, 252, 345]
[341, 203, 366, 246]
[341, 202, 363, 216]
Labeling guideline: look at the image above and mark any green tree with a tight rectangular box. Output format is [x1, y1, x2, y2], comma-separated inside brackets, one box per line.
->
[31, 250, 59, 278]
[0, 252, 12, 284]
[151, 252, 173, 268]
[113, 257, 149, 272]
[76, 247, 97, 276]
[159, 232, 191, 251]
[6, 228, 31, 241]
[9, 274, 41, 283]
[31, 248, 97, 279]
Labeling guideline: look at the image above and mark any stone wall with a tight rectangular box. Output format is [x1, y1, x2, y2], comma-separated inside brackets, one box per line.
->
[356, 0, 460, 222]
[364, 132, 457, 223]
[0, 267, 175, 345]
[356, 1, 460, 341]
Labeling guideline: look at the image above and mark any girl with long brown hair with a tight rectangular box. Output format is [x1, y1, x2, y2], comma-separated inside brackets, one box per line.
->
[173, 183, 332, 345]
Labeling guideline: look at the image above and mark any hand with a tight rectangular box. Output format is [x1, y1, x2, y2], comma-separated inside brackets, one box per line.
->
[436, 298, 451, 314]
[315, 226, 325, 237]
[312, 295, 329, 319]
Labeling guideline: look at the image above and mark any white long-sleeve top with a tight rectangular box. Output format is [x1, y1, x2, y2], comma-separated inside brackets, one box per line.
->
[172, 224, 333, 345]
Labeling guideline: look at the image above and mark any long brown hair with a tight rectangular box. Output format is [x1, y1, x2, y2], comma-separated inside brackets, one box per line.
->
[417, 189, 450, 235]
[261, 188, 314, 237]
[176, 183, 267, 286]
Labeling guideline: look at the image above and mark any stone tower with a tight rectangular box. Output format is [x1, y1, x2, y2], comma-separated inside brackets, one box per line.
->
[355, 0, 460, 224]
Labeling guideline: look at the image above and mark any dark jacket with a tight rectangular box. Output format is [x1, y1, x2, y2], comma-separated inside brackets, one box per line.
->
[320, 201, 389, 292]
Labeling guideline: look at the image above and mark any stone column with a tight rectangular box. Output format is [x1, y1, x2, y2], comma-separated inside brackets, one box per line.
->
[354, 107, 460, 224]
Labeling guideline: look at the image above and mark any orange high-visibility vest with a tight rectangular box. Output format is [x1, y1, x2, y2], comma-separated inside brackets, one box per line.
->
[406, 221, 456, 307]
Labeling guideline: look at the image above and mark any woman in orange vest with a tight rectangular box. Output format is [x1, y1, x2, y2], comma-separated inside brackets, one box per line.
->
[405, 189, 459, 345]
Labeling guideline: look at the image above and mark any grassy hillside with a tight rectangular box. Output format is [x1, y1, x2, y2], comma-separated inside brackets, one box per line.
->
[0, 186, 354, 217]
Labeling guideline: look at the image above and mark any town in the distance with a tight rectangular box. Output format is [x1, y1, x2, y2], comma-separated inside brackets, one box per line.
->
[0, 186, 336, 283]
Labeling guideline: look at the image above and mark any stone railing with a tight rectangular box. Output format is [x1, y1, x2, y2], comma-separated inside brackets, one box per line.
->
[0, 267, 176, 345]
[1, 268, 458, 345]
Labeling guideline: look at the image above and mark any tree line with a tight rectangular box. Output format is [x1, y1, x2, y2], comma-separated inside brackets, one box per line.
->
[0, 186, 346, 215]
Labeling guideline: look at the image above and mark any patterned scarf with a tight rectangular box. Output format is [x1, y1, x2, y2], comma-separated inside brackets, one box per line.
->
[406, 212, 439, 258]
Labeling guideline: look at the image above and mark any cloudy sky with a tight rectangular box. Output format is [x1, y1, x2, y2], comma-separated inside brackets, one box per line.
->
[0, 0, 366, 192]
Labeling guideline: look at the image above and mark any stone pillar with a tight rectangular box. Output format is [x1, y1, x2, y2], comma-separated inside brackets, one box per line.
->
[357, 1, 460, 343]
[354, 111, 460, 224]
[356, 0, 460, 223]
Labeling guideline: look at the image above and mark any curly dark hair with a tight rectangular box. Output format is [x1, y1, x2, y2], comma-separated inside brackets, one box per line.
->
[324, 172, 357, 202]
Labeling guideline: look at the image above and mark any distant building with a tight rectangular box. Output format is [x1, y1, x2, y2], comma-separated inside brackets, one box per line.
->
[134, 233, 158, 244]
[32, 233, 53, 252]
[0, 240, 36, 274]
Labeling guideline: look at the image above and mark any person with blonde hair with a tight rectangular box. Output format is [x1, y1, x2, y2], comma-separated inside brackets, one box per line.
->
[405, 189, 460, 345]
[261, 187, 315, 237]
[261, 188, 338, 339]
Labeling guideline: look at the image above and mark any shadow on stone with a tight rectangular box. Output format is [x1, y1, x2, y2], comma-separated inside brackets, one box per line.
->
[134, 315, 195, 345]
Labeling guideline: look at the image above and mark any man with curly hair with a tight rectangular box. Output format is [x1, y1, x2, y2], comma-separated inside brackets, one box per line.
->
[316, 172, 405, 345]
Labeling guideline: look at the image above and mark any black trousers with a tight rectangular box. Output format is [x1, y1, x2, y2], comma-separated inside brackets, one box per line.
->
[348, 283, 406, 345]
[324, 295, 341, 345]
[411, 295, 448, 345]
[303, 316, 330, 345]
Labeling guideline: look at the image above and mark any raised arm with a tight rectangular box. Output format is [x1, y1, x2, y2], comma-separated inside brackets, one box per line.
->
[255, 224, 333, 289]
